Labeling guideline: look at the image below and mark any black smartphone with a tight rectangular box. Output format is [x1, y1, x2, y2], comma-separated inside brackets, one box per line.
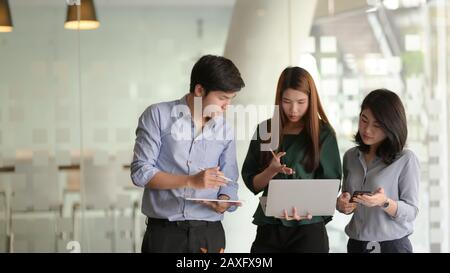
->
[350, 191, 373, 203]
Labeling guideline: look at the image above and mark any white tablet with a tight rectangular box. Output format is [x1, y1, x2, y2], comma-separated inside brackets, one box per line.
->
[185, 197, 244, 204]
[260, 179, 340, 217]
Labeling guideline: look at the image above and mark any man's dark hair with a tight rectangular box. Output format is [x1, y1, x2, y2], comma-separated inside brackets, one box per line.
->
[189, 55, 245, 95]
[355, 89, 408, 164]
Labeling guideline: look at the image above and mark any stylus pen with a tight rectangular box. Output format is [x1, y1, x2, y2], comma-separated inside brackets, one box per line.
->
[199, 168, 233, 182]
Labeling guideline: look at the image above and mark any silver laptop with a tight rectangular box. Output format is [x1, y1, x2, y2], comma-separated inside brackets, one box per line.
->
[260, 179, 340, 218]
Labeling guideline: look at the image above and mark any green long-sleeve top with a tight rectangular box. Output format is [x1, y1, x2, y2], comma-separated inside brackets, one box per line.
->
[242, 120, 342, 227]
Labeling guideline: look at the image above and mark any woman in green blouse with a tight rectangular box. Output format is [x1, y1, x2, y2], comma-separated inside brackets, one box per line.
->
[242, 67, 342, 253]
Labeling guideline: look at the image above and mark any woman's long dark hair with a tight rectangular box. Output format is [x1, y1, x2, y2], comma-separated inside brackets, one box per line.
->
[355, 89, 408, 164]
[260, 67, 331, 173]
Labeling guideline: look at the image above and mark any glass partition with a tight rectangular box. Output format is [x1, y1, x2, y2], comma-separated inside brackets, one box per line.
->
[0, 0, 449, 253]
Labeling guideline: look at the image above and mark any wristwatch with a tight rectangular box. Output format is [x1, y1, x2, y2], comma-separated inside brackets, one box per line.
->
[382, 198, 390, 208]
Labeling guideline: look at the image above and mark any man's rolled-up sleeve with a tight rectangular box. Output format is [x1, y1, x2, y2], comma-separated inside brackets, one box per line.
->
[130, 106, 162, 188]
[218, 139, 239, 212]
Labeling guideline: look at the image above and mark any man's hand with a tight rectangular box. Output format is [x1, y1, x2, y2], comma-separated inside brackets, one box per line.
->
[187, 167, 227, 189]
[198, 195, 242, 214]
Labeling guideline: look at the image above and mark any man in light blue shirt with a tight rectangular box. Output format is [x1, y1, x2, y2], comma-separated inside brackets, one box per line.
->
[131, 55, 245, 253]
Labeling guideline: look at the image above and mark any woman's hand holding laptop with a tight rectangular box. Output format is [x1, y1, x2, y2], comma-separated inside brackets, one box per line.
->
[276, 207, 313, 221]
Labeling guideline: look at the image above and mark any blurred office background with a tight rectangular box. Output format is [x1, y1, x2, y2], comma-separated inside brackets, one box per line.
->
[0, 0, 448, 252]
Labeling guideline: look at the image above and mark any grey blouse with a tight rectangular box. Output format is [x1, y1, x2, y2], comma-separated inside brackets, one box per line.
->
[342, 147, 420, 241]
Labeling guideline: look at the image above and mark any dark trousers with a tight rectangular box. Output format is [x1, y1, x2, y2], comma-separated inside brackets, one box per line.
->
[251, 222, 329, 253]
[141, 218, 226, 253]
[347, 236, 413, 253]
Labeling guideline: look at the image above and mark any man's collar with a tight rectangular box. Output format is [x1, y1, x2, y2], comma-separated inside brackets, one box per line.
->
[177, 94, 224, 127]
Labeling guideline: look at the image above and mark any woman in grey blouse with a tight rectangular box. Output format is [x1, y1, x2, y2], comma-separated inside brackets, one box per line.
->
[336, 89, 420, 253]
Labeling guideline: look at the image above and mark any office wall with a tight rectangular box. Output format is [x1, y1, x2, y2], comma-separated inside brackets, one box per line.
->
[0, 2, 236, 253]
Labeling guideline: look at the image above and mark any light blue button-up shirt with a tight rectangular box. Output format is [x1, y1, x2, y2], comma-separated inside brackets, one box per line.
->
[130, 95, 239, 221]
